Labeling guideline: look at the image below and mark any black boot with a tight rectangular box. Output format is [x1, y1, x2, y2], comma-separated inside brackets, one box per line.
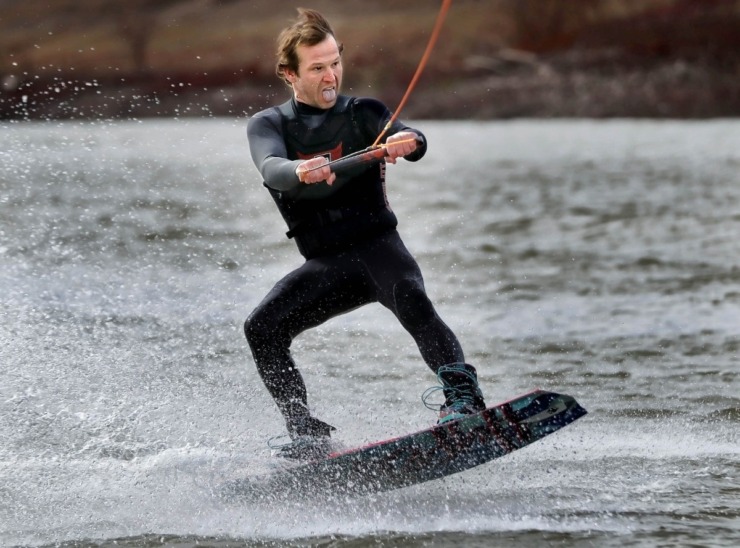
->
[276, 401, 337, 461]
[286, 415, 336, 440]
[436, 363, 486, 424]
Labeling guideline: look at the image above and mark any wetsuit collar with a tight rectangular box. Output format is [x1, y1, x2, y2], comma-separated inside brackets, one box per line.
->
[293, 97, 334, 115]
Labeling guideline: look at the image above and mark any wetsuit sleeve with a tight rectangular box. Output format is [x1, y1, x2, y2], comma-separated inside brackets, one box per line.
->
[354, 98, 427, 162]
[246, 109, 302, 192]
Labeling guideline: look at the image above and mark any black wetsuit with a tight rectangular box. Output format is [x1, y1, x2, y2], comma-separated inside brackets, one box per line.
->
[245, 95, 466, 436]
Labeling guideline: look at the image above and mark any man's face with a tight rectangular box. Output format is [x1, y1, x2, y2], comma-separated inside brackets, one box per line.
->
[286, 35, 343, 109]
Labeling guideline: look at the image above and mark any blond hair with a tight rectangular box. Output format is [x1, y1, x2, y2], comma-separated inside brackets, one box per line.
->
[275, 8, 344, 85]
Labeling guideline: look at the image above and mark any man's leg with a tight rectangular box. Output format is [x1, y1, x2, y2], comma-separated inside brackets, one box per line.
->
[360, 231, 486, 418]
[360, 231, 464, 369]
[244, 256, 372, 437]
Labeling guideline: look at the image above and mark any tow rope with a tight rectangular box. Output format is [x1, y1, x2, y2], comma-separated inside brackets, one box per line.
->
[302, 0, 452, 179]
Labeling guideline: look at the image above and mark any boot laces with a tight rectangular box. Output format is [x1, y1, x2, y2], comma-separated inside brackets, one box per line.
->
[422, 364, 482, 411]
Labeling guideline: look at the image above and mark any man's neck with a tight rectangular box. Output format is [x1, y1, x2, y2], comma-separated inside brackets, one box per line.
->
[294, 97, 333, 114]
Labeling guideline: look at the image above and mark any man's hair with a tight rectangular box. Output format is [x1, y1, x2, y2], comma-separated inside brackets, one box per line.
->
[275, 8, 344, 85]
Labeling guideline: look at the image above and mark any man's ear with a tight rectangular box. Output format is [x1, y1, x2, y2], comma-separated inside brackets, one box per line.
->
[284, 69, 297, 84]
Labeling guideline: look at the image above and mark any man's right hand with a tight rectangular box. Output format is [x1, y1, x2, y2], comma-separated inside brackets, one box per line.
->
[296, 156, 336, 185]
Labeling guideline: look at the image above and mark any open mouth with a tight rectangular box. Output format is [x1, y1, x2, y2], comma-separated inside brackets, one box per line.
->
[322, 87, 337, 102]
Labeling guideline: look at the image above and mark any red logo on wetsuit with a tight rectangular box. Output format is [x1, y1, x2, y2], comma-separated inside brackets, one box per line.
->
[296, 142, 343, 162]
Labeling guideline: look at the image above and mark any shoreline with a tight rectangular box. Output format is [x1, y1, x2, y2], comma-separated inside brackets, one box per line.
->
[2, 1, 739, 121]
[3, 49, 738, 121]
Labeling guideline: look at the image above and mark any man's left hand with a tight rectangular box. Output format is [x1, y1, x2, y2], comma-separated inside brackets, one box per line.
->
[384, 131, 419, 164]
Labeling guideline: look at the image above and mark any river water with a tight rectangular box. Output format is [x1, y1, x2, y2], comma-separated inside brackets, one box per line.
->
[1, 118, 738, 547]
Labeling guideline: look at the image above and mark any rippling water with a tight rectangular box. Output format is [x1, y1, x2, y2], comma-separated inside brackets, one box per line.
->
[1, 119, 738, 547]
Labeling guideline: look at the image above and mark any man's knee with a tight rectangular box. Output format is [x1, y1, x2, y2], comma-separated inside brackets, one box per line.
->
[393, 279, 435, 328]
[244, 309, 273, 349]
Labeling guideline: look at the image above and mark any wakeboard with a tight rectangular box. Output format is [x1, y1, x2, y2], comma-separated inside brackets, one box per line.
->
[222, 389, 587, 501]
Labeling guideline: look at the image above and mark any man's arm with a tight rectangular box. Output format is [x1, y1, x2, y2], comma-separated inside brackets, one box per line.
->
[246, 110, 303, 192]
[356, 97, 428, 163]
[247, 109, 335, 189]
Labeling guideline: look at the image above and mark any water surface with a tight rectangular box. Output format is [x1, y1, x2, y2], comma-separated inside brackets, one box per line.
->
[1, 119, 738, 547]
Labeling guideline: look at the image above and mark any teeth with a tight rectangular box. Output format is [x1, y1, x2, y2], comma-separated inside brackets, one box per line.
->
[322, 88, 336, 102]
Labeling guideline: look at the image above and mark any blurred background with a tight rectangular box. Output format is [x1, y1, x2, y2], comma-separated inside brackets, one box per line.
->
[2, 0, 739, 120]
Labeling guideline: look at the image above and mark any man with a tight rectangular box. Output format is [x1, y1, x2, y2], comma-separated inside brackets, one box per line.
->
[245, 8, 485, 458]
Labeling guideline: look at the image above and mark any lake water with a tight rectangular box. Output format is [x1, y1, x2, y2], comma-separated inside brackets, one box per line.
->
[1, 118, 738, 547]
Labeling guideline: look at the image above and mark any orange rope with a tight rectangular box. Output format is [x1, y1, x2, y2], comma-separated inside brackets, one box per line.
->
[371, 0, 453, 148]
